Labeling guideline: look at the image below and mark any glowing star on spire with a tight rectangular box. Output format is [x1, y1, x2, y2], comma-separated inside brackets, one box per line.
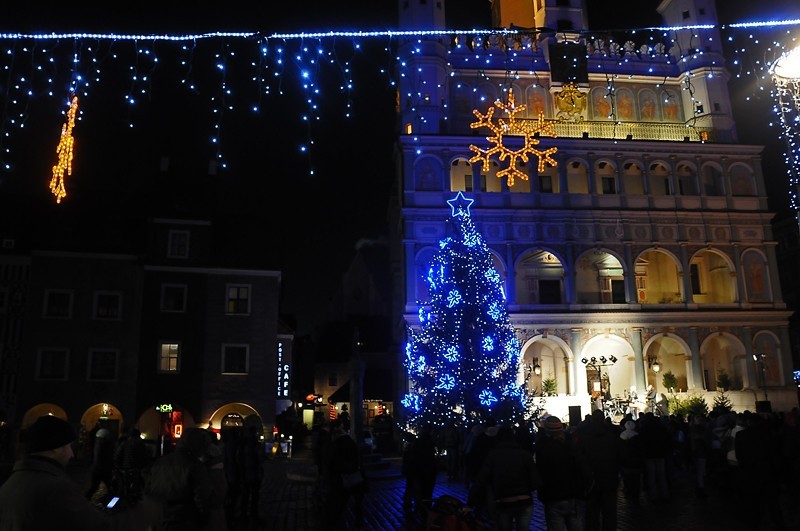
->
[446, 191, 474, 217]
[469, 92, 558, 187]
[49, 95, 79, 204]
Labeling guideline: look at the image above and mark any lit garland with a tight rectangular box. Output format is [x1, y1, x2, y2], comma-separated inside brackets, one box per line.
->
[0, 16, 798, 204]
[49, 95, 78, 204]
[770, 45, 800, 212]
[469, 92, 557, 187]
[402, 191, 537, 432]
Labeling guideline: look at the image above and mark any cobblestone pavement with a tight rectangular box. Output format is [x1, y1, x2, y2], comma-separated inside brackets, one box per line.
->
[257, 449, 800, 531]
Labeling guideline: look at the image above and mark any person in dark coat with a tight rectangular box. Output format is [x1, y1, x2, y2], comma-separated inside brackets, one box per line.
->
[144, 427, 216, 531]
[0, 415, 111, 530]
[324, 418, 367, 530]
[239, 425, 265, 521]
[113, 427, 151, 501]
[576, 409, 622, 531]
[402, 423, 438, 517]
[221, 426, 243, 522]
[535, 416, 589, 530]
[639, 412, 671, 502]
[468, 425, 542, 531]
[86, 427, 115, 500]
[619, 419, 645, 500]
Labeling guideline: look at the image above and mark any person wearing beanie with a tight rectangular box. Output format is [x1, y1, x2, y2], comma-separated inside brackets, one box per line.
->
[0, 415, 111, 530]
[86, 426, 116, 500]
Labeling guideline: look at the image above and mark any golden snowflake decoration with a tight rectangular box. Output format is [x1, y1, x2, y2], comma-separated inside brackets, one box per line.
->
[469, 92, 558, 187]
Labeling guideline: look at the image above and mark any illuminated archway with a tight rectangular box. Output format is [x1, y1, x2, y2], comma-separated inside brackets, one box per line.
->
[21, 403, 67, 429]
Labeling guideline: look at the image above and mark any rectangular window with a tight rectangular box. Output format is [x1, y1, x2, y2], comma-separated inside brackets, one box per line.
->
[611, 279, 626, 303]
[0, 286, 7, 315]
[93, 292, 121, 320]
[464, 175, 473, 192]
[222, 344, 249, 374]
[159, 342, 180, 373]
[160, 284, 187, 312]
[539, 175, 553, 193]
[43, 290, 73, 318]
[480, 174, 487, 192]
[225, 284, 250, 315]
[328, 373, 338, 387]
[88, 349, 118, 381]
[167, 230, 190, 259]
[601, 177, 616, 194]
[36, 348, 69, 381]
[538, 279, 562, 304]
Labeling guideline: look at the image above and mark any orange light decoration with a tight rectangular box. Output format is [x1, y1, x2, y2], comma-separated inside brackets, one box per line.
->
[49, 95, 79, 204]
[469, 92, 558, 187]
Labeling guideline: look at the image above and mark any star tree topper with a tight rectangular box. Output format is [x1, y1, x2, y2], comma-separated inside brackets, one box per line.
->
[469, 92, 558, 187]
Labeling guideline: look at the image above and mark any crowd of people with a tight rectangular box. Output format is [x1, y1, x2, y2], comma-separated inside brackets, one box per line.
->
[0, 417, 271, 530]
[399, 406, 800, 531]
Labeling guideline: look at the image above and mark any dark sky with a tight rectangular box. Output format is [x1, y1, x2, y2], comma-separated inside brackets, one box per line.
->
[0, 1, 797, 335]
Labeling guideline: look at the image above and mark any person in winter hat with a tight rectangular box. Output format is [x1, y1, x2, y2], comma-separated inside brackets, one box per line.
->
[0, 415, 111, 530]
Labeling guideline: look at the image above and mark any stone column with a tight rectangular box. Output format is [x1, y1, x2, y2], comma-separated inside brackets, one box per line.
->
[632, 327, 646, 391]
[688, 327, 703, 390]
[570, 328, 585, 396]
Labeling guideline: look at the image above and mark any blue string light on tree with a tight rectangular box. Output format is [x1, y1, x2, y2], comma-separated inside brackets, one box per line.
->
[402, 191, 534, 433]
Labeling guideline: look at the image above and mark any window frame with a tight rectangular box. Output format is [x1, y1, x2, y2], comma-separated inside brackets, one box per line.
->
[87, 348, 119, 381]
[158, 341, 181, 373]
[160, 284, 188, 313]
[43, 289, 73, 319]
[93, 291, 122, 320]
[167, 230, 190, 259]
[221, 344, 249, 375]
[36, 348, 70, 381]
[225, 284, 251, 315]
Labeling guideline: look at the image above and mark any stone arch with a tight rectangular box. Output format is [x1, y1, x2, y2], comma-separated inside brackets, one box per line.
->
[594, 159, 617, 195]
[519, 334, 573, 397]
[647, 159, 672, 195]
[689, 248, 737, 304]
[675, 160, 698, 195]
[449, 157, 473, 192]
[21, 403, 67, 429]
[574, 248, 626, 304]
[621, 159, 644, 195]
[566, 158, 589, 194]
[634, 248, 684, 304]
[514, 248, 566, 305]
[642, 333, 691, 392]
[579, 334, 636, 398]
[700, 332, 747, 390]
[700, 162, 725, 196]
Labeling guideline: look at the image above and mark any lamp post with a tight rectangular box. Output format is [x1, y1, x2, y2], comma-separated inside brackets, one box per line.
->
[770, 44, 800, 233]
[752, 352, 769, 403]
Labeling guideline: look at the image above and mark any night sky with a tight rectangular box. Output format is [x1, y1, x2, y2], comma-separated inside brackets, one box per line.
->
[0, 1, 798, 335]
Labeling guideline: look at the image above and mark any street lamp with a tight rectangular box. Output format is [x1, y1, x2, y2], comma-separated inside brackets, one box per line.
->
[532, 358, 542, 375]
[752, 352, 769, 402]
[770, 44, 800, 231]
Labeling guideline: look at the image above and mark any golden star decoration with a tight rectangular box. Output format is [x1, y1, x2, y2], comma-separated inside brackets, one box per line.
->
[469, 92, 558, 187]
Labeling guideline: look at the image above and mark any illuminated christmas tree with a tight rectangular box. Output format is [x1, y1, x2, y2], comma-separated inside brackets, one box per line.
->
[402, 192, 533, 432]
